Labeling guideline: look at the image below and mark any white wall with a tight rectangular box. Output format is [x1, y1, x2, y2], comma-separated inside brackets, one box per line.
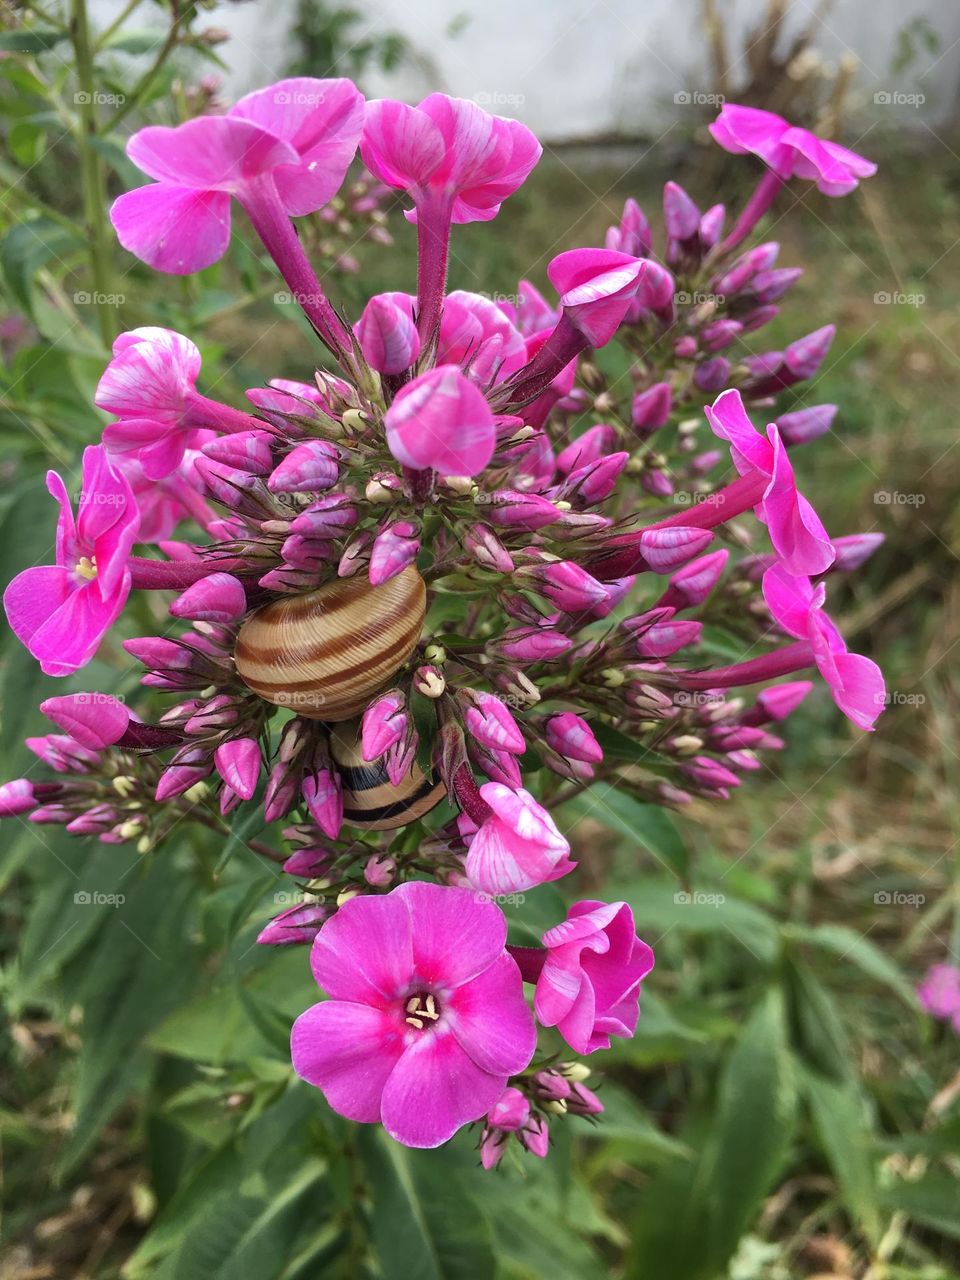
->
[100, 0, 960, 139]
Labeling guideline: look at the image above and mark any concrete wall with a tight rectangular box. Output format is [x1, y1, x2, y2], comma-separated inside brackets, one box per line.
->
[102, 0, 960, 139]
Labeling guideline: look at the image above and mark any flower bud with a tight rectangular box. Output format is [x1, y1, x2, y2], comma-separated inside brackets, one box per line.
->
[213, 737, 261, 800]
[268, 440, 340, 493]
[169, 572, 247, 623]
[631, 382, 672, 434]
[356, 293, 420, 374]
[369, 520, 420, 586]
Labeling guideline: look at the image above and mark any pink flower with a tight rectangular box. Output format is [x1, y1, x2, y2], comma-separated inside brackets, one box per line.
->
[97, 328, 250, 480]
[465, 784, 575, 895]
[917, 963, 960, 1031]
[705, 389, 835, 576]
[116, 450, 213, 541]
[213, 737, 261, 800]
[258, 902, 330, 947]
[710, 105, 876, 196]
[291, 882, 536, 1148]
[369, 521, 420, 585]
[39, 693, 130, 748]
[169, 572, 247, 623]
[356, 293, 421, 374]
[361, 94, 540, 225]
[534, 900, 654, 1054]
[547, 248, 648, 347]
[762, 562, 885, 731]
[4, 446, 139, 676]
[112, 78, 364, 273]
[384, 365, 496, 477]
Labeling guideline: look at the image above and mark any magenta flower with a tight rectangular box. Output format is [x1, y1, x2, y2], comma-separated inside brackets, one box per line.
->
[916, 963, 960, 1032]
[39, 693, 130, 749]
[464, 783, 575, 895]
[547, 248, 648, 347]
[4, 446, 139, 676]
[710, 104, 876, 196]
[705, 389, 835, 576]
[356, 293, 421, 375]
[291, 882, 536, 1148]
[112, 77, 364, 273]
[361, 93, 540, 226]
[762, 562, 885, 731]
[384, 364, 496, 477]
[97, 328, 254, 480]
[530, 900, 654, 1054]
[361, 94, 540, 340]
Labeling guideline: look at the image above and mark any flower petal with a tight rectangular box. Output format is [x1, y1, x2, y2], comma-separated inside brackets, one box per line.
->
[447, 953, 536, 1075]
[111, 184, 232, 275]
[396, 880, 507, 988]
[291, 1000, 404, 1123]
[380, 1027, 505, 1148]
[309, 890, 413, 1006]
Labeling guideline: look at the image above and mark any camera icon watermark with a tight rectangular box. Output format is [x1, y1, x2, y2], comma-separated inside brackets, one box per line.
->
[873, 290, 925, 307]
[874, 890, 925, 908]
[474, 90, 526, 109]
[74, 291, 125, 307]
[874, 90, 925, 108]
[474, 891, 526, 908]
[74, 90, 126, 106]
[674, 890, 726, 908]
[874, 490, 926, 507]
[74, 890, 125, 907]
[675, 290, 725, 306]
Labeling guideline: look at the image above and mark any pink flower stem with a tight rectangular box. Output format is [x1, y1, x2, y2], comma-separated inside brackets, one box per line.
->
[240, 175, 355, 367]
[498, 314, 588, 411]
[415, 192, 453, 344]
[452, 763, 493, 825]
[644, 469, 768, 533]
[118, 721, 184, 751]
[713, 169, 786, 258]
[507, 945, 546, 983]
[128, 555, 252, 589]
[672, 640, 815, 689]
[189, 393, 262, 434]
[588, 471, 768, 580]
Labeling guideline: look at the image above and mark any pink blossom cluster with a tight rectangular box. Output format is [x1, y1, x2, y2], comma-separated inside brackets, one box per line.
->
[0, 82, 886, 1152]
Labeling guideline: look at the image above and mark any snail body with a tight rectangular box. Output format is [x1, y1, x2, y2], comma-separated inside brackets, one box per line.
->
[329, 720, 446, 831]
[234, 566, 426, 722]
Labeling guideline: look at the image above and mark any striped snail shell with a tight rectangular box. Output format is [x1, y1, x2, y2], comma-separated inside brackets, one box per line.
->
[234, 566, 426, 722]
[329, 719, 446, 831]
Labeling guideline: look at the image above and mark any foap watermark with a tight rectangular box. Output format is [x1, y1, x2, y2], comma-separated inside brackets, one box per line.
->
[274, 290, 326, 307]
[674, 90, 725, 107]
[874, 490, 926, 507]
[475, 891, 526, 908]
[74, 90, 126, 107]
[74, 291, 125, 307]
[874, 90, 925, 109]
[274, 89, 327, 106]
[670, 489, 713, 507]
[874, 290, 925, 307]
[674, 890, 726, 908]
[874, 690, 926, 708]
[874, 890, 925, 908]
[474, 91, 526, 109]
[675, 290, 725, 307]
[74, 890, 125, 907]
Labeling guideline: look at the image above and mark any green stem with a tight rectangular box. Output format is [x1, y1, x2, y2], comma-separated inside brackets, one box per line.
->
[69, 0, 114, 350]
[93, 0, 144, 51]
[111, 4, 185, 129]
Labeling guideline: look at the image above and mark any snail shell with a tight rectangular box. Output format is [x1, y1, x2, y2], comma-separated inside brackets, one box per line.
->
[234, 566, 426, 722]
[330, 719, 446, 831]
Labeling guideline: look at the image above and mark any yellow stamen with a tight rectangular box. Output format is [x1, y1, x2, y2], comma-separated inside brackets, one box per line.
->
[404, 993, 441, 1028]
[75, 555, 97, 582]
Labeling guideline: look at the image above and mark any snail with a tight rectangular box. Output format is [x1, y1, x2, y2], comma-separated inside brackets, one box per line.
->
[234, 566, 426, 722]
[329, 719, 446, 831]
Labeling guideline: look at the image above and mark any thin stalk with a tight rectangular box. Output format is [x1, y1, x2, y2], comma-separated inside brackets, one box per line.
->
[110, 4, 184, 128]
[93, 0, 143, 51]
[69, 0, 115, 349]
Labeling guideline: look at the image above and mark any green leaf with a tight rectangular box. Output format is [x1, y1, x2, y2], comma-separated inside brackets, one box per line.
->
[561, 785, 690, 883]
[787, 922, 918, 1008]
[878, 1171, 960, 1241]
[0, 27, 67, 53]
[697, 988, 798, 1267]
[0, 219, 86, 319]
[580, 1082, 690, 1160]
[800, 1067, 881, 1245]
[215, 796, 269, 873]
[360, 1130, 496, 1280]
[103, 27, 166, 54]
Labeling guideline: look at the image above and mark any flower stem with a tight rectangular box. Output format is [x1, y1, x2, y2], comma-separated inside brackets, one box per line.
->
[712, 169, 786, 258]
[69, 0, 115, 350]
[128, 555, 252, 590]
[415, 193, 452, 344]
[672, 640, 815, 689]
[498, 314, 588, 411]
[452, 764, 492, 825]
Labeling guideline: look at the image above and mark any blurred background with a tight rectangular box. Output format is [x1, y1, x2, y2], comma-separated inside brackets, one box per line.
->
[1, 2, 959, 1278]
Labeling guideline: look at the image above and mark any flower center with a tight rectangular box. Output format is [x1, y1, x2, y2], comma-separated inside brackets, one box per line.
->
[404, 991, 441, 1030]
[75, 555, 98, 582]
